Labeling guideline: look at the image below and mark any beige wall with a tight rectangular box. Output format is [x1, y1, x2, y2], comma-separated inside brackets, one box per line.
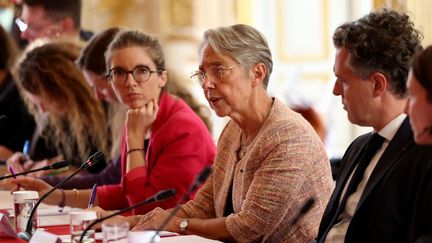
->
[407, 0, 432, 46]
[81, 0, 160, 34]
[372, 0, 432, 46]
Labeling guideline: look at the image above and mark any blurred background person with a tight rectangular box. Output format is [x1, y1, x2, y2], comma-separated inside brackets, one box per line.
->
[0, 24, 35, 161]
[38, 27, 125, 189]
[16, 0, 92, 44]
[291, 104, 326, 142]
[406, 45, 432, 242]
[407, 46, 432, 145]
[0, 0, 94, 169]
[7, 40, 109, 180]
[13, 29, 216, 216]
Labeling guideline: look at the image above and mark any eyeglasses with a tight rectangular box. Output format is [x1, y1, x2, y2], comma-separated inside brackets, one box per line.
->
[107, 65, 164, 84]
[15, 18, 28, 32]
[15, 17, 63, 39]
[190, 64, 240, 85]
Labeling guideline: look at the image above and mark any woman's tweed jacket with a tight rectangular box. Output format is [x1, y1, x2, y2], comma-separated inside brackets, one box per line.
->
[181, 98, 334, 242]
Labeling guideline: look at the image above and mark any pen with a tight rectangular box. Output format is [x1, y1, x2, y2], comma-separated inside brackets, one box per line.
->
[88, 183, 97, 208]
[22, 140, 30, 157]
[8, 166, 21, 191]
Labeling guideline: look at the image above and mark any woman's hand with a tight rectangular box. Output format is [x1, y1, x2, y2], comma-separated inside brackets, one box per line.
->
[132, 207, 176, 232]
[10, 177, 59, 205]
[86, 206, 128, 229]
[23, 159, 50, 178]
[7, 154, 63, 178]
[6, 152, 32, 173]
[0, 178, 14, 190]
[126, 99, 159, 148]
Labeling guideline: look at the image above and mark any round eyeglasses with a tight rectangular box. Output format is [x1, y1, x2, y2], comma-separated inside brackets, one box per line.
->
[107, 65, 164, 84]
[190, 64, 240, 85]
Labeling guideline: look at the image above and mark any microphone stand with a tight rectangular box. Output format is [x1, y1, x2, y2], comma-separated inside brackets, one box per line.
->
[78, 188, 176, 243]
[0, 160, 69, 180]
[17, 152, 103, 241]
[150, 166, 213, 242]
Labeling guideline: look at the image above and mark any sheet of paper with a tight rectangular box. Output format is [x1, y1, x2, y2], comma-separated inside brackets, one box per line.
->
[0, 213, 17, 238]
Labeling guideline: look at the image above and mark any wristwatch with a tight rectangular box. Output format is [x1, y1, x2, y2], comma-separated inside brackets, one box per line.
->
[179, 218, 189, 231]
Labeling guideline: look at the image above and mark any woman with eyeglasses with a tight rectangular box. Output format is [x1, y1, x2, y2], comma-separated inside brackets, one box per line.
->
[13, 29, 216, 215]
[90, 24, 334, 242]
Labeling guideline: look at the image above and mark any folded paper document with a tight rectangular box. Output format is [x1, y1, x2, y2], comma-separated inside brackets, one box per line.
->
[0, 213, 17, 238]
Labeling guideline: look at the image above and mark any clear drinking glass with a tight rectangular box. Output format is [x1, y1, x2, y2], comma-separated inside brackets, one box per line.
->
[13, 191, 39, 234]
[102, 221, 129, 243]
[128, 231, 160, 242]
[69, 211, 97, 243]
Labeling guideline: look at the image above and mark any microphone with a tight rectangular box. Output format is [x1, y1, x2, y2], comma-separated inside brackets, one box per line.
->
[17, 151, 105, 241]
[151, 166, 213, 242]
[78, 188, 176, 243]
[0, 160, 69, 180]
[289, 197, 316, 226]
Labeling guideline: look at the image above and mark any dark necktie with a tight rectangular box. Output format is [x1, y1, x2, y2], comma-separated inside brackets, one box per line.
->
[336, 133, 386, 219]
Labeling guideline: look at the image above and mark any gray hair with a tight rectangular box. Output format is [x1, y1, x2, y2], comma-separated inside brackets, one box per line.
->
[200, 24, 273, 88]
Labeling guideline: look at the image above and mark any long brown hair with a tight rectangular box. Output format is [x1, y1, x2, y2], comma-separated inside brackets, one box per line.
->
[411, 45, 432, 102]
[14, 40, 109, 163]
[77, 27, 124, 160]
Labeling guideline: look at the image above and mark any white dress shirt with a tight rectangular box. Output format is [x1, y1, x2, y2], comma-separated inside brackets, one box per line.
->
[325, 113, 407, 243]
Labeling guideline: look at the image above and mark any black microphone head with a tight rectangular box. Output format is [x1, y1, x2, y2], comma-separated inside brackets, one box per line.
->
[289, 197, 316, 227]
[83, 151, 104, 169]
[300, 197, 315, 215]
[188, 166, 213, 193]
[50, 160, 69, 169]
[197, 166, 212, 184]
[155, 188, 176, 201]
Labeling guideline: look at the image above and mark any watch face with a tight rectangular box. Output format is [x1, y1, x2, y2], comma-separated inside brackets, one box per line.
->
[180, 220, 188, 229]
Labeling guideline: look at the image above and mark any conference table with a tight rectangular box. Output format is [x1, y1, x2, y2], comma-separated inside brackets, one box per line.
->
[0, 191, 220, 243]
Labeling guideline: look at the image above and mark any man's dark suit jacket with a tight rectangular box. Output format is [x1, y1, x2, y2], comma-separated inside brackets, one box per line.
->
[317, 118, 432, 242]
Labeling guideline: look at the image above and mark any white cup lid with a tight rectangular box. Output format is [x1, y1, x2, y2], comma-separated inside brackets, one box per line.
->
[12, 191, 39, 200]
[69, 211, 97, 221]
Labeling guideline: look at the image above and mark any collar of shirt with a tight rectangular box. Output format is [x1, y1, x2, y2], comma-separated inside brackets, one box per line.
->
[376, 113, 407, 142]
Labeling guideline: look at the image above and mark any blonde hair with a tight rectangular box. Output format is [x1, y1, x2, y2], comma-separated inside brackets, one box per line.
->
[14, 40, 109, 164]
